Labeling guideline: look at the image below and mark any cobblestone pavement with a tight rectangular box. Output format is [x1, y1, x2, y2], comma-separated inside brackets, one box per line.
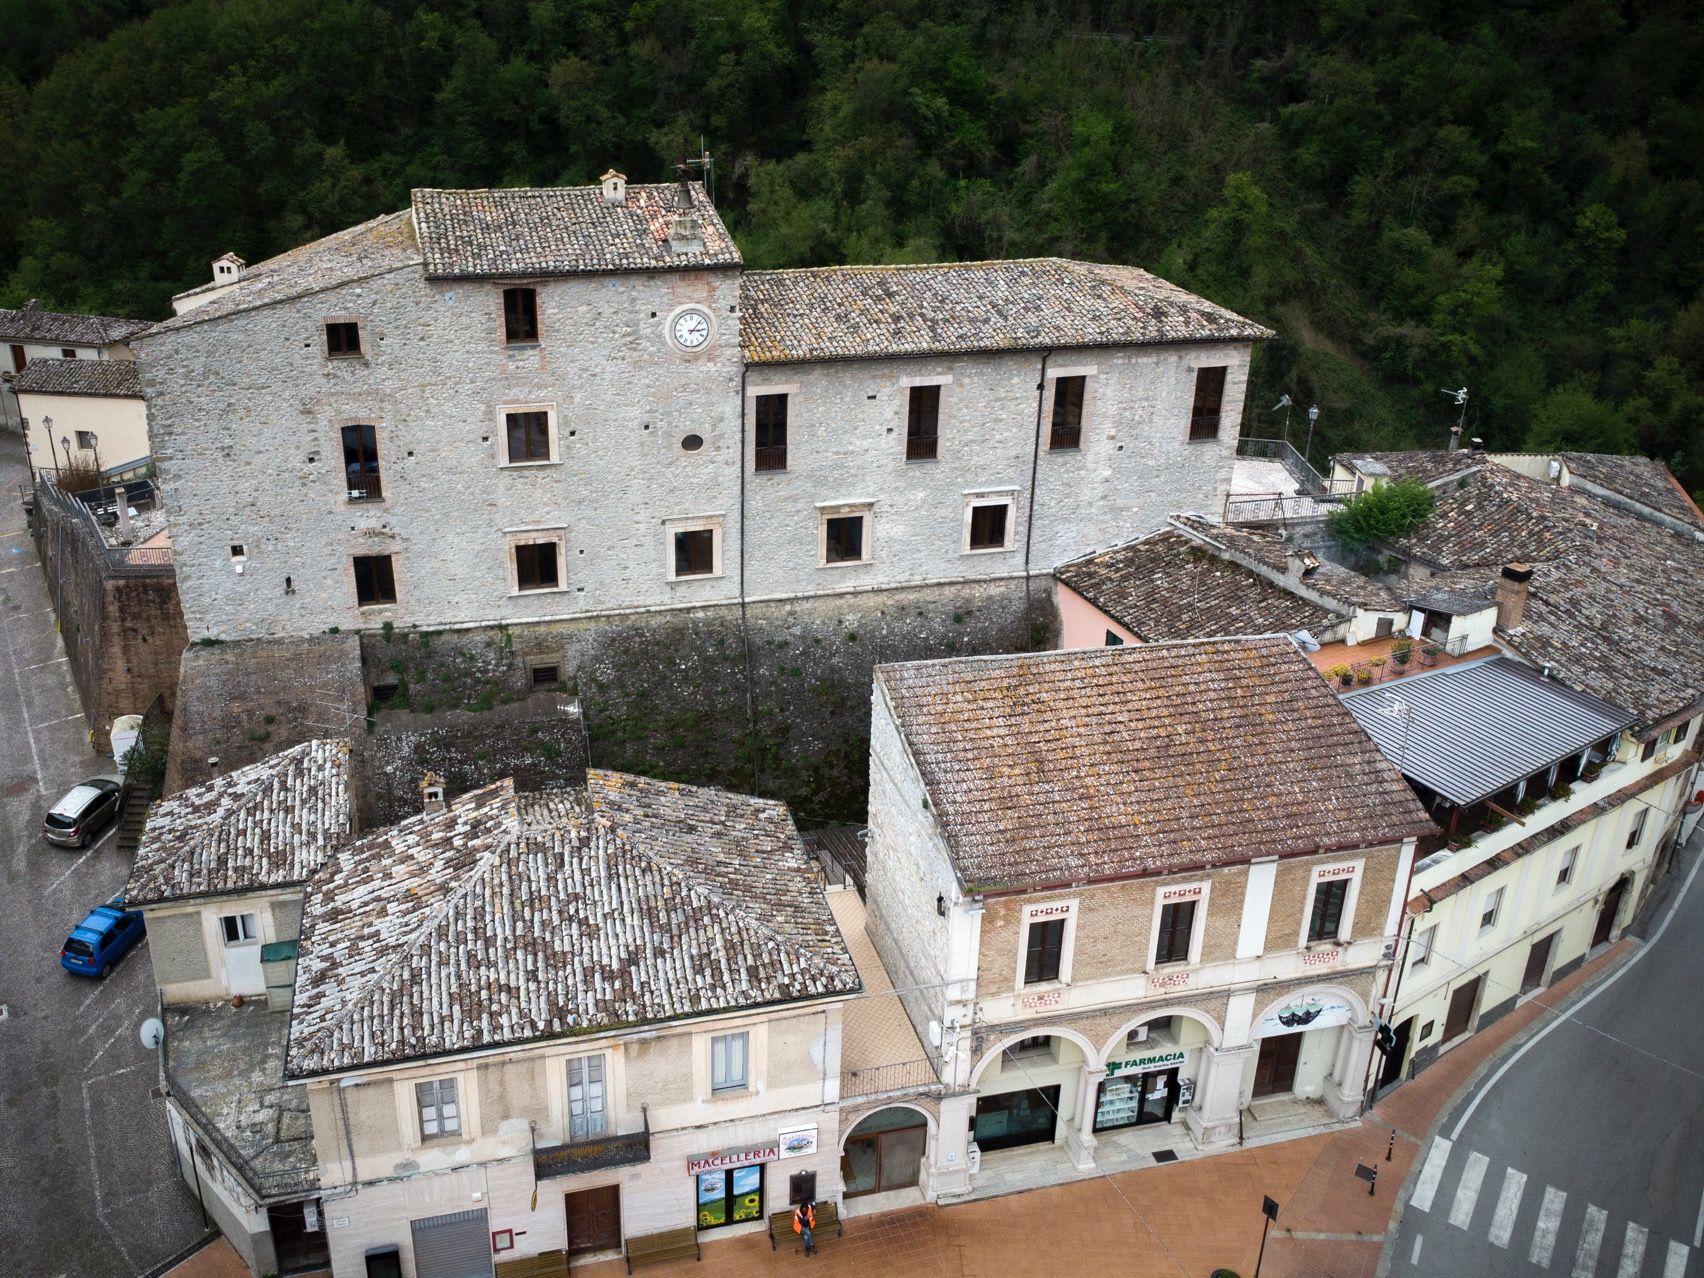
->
[0, 431, 204, 1277]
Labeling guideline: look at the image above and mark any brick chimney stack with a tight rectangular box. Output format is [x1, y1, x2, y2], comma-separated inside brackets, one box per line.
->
[1496, 563, 1533, 630]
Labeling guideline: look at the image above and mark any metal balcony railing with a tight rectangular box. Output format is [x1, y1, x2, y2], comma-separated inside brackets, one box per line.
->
[840, 1058, 944, 1101]
[534, 1108, 651, 1180]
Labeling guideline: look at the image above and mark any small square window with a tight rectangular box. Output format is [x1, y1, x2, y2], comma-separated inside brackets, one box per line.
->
[514, 540, 560, 591]
[220, 913, 258, 944]
[325, 321, 361, 358]
[1104, 630, 1125, 647]
[1412, 924, 1437, 968]
[229, 544, 247, 561]
[1419, 1020, 1435, 1042]
[504, 409, 554, 464]
[711, 1031, 748, 1094]
[667, 520, 723, 580]
[61, 348, 78, 359]
[353, 554, 397, 607]
[1004, 1035, 1053, 1060]
[965, 499, 1013, 553]
[820, 506, 872, 567]
[530, 662, 561, 690]
[503, 287, 539, 343]
[371, 680, 400, 704]
[75, 430, 97, 450]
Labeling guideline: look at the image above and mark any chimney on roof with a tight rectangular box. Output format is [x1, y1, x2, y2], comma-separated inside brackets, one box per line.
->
[212, 253, 245, 285]
[1496, 563, 1533, 630]
[599, 170, 626, 207]
[419, 771, 446, 815]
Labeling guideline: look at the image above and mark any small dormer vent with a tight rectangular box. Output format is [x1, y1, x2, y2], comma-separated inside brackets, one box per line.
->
[599, 170, 627, 207]
[212, 253, 246, 285]
[419, 771, 447, 814]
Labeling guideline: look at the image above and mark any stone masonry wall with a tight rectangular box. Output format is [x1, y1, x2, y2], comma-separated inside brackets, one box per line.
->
[138, 252, 1253, 642]
[359, 574, 1047, 824]
[32, 482, 186, 740]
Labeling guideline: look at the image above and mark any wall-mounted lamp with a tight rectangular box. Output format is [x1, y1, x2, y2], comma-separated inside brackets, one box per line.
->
[936, 893, 947, 917]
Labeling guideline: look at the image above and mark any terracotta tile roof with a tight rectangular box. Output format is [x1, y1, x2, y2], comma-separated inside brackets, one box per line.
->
[1557, 451, 1704, 529]
[878, 639, 1437, 892]
[14, 358, 142, 399]
[0, 300, 150, 346]
[1408, 751, 1698, 910]
[411, 182, 740, 279]
[1169, 514, 1402, 611]
[1056, 529, 1345, 641]
[285, 770, 859, 1076]
[739, 259, 1272, 364]
[126, 739, 353, 905]
[142, 209, 421, 335]
[1387, 464, 1704, 732]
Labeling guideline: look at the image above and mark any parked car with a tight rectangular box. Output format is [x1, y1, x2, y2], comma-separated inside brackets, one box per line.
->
[61, 903, 145, 978]
[42, 777, 125, 848]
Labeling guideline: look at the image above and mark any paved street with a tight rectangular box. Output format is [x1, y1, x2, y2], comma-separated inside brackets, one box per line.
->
[1390, 837, 1704, 1277]
[0, 431, 204, 1277]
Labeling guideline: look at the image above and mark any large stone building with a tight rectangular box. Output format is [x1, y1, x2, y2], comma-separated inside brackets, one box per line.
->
[864, 637, 1437, 1197]
[134, 179, 1266, 645]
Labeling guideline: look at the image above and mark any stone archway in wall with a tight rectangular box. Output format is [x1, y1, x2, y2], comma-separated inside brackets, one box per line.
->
[1246, 985, 1372, 1104]
[1097, 1006, 1225, 1064]
[840, 1104, 937, 1199]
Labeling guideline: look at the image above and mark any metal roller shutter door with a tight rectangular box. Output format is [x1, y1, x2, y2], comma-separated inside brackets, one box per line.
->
[410, 1208, 492, 1278]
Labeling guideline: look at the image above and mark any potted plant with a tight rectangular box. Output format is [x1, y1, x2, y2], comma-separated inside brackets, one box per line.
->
[1392, 638, 1414, 666]
[1356, 666, 1374, 685]
[1329, 664, 1353, 688]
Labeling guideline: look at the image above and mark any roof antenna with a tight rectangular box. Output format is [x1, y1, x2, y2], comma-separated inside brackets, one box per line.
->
[1440, 387, 1468, 451]
[677, 142, 716, 206]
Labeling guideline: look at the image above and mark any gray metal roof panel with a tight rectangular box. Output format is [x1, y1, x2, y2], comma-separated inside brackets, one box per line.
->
[1341, 657, 1635, 807]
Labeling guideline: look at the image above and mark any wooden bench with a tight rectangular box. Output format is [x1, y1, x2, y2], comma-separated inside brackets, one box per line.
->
[625, 1226, 700, 1272]
[767, 1201, 844, 1251]
[495, 1251, 570, 1278]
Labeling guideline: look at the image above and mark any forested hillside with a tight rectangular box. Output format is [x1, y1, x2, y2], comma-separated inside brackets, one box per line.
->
[3, 0, 1699, 489]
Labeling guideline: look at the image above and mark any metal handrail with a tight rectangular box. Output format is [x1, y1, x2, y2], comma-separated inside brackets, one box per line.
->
[840, 1057, 944, 1101]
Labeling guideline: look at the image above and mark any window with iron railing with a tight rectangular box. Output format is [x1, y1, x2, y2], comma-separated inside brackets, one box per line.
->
[1188, 366, 1227, 441]
[755, 393, 788, 471]
[1049, 375, 1084, 450]
[906, 385, 940, 460]
[342, 424, 382, 501]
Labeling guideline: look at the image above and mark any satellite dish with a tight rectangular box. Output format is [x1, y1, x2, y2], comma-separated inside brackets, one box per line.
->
[1291, 629, 1321, 653]
[140, 1017, 164, 1051]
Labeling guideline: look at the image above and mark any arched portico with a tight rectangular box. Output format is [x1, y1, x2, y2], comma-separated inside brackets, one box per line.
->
[1097, 1006, 1224, 1063]
[840, 1104, 936, 1202]
[965, 1027, 1101, 1169]
[967, 1026, 1102, 1090]
[1246, 985, 1375, 1123]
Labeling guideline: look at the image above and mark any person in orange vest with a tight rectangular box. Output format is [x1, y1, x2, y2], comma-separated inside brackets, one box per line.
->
[792, 1197, 817, 1256]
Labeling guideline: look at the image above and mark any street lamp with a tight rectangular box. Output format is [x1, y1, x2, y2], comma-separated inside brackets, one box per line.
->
[42, 414, 59, 475]
[86, 431, 102, 488]
[1303, 404, 1320, 468]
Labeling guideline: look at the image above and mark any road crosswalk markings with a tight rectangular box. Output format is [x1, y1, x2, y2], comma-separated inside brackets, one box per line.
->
[1489, 1167, 1527, 1249]
[1572, 1204, 1607, 1277]
[1450, 1152, 1489, 1229]
[1409, 1137, 1691, 1274]
[1621, 1223, 1650, 1278]
[1412, 1135, 1453, 1213]
[1532, 1185, 1568, 1267]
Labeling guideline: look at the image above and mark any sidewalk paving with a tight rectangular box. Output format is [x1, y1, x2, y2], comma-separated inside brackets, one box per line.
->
[576, 938, 1632, 1278]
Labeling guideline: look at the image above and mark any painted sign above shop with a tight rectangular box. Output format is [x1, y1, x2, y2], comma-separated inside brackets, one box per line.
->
[777, 1125, 818, 1160]
[1104, 1048, 1186, 1077]
[1255, 997, 1354, 1038]
[687, 1142, 779, 1174]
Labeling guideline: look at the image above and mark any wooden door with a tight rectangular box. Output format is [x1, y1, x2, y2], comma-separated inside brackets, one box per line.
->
[1252, 1034, 1302, 1098]
[1521, 933, 1557, 995]
[1443, 976, 1482, 1043]
[1593, 878, 1628, 948]
[565, 1185, 621, 1257]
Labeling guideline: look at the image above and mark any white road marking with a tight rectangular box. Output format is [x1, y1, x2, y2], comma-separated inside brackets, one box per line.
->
[1489, 1167, 1528, 1248]
[29, 712, 85, 727]
[1411, 1235, 1423, 1265]
[1667, 1240, 1691, 1278]
[1412, 1136, 1453, 1213]
[20, 655, 68, 669]
[1450, 1151, 1489, 1229]
[1574, 1205, 1608, 1278]
[1696, 1180, 1704, 1248]
[0, 611, 48, 791]
[1620, 1223, 1649, 1278]
[1533, 1187, 1567, 1268]
[1452, 850, 1704, 1141]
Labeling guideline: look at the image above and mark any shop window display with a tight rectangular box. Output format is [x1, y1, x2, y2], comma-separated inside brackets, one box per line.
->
[697, 1164, 763, 1229]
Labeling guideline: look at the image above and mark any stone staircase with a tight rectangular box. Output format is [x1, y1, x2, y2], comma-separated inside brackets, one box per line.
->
[115, 798, 151, 859]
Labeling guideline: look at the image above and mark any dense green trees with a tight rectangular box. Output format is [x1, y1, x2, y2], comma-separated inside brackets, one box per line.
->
[1326, 478, 1436, 553]
[3, 0, 1699, 493]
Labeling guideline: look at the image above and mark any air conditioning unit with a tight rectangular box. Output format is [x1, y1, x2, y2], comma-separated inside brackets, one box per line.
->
[1128, 1024, 1149, 1045]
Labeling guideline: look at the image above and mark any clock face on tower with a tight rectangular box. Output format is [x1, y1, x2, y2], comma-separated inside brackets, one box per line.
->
[671, 308, 712, 350]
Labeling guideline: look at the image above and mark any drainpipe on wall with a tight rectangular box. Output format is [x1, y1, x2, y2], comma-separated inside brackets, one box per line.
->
[737, 362, 759, 794]
[1020, 351, 1053, 647]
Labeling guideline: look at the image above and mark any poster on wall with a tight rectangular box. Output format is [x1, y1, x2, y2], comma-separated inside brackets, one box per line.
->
[777, 1125, 818, 1160]
[1255, 996, 1354, 1038]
